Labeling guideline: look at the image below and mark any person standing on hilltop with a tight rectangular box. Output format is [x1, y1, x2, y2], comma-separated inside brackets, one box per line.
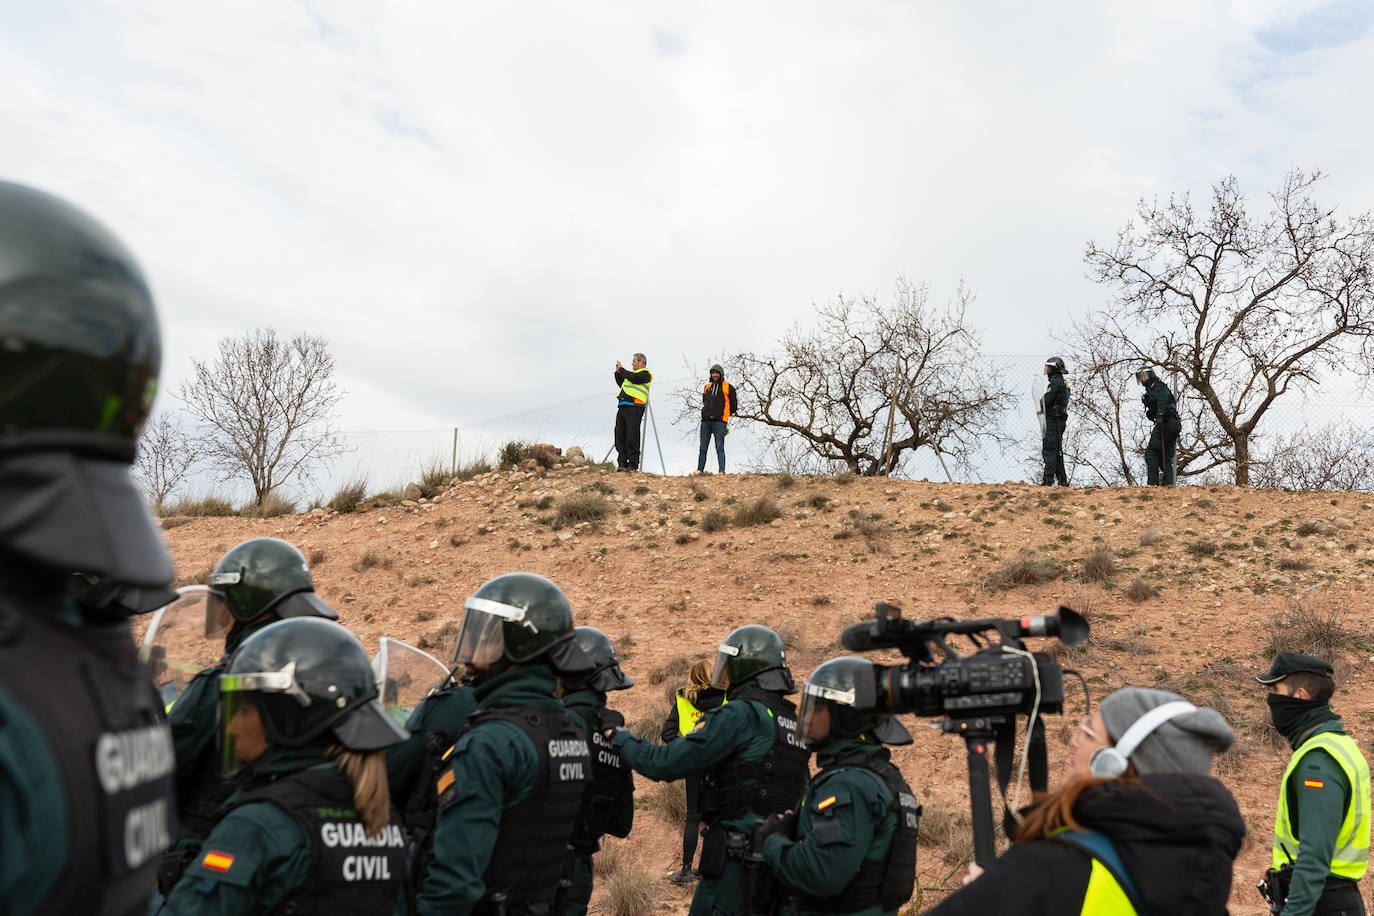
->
[1256, 652, 1370, 916]
[613, 352, 653, 471]
[697, 364, 738, 474]
[1041, 356, 1070, 486]
[1137, 367, 1181, 486]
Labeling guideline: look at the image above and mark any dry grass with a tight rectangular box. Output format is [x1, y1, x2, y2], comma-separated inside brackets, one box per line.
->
[556, 493, 610, 526]
[1263, 587, 1364, 663]
[593, 838, 630, 879]
[1277, 553, 1311, 571]
[1185, 539, 1218, 559]
[775, 619, 804, 651]
[1125, 578, 1158, 602]
[603, 862, 655, 916]
[982, 550, 1060, 590]
[169, 494, 236, 517]
[1079, 546, 1118, 583]
[626, 698, 671, 742]
[918, 804, 974, 867]
[354, 550, 394, 571]
[642, 779, 688, 826]
[308, 548, 327, 567]
[415, 620, 460, 653]
[733, 496, 782, 527]
[1139, 525, 1165, 547]
[328, 478, 369, 513]
[418, 462, 453, 498]
[174, 564, 214, 588]
[160, 516, 193, 530]
[700, 508, 732, 533]
[648, 655, 692, 685]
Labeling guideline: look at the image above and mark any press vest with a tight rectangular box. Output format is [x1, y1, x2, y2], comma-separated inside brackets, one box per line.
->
[565, 701, 633, 853]
[460, 705, 591, 907]
[1274, 731, 1371, 879]
[1052, 829, 1144, 916]
[227, 765, 407, 916]
[703, 690, 810, 823]
[794, 751, 920, 913]
[0, 598, 176, 916]
[618, 369, 652, 405]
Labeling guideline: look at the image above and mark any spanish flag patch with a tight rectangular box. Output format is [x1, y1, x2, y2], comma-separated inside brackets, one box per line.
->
[817, 796, 837, 811]
[202, 851, 235, 873]
[1304, 779, 1325, 789]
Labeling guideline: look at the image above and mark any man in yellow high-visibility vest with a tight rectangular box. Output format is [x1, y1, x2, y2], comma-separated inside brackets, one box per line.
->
[1258, 651, 1370, 916]
[613, 352, 652, 471]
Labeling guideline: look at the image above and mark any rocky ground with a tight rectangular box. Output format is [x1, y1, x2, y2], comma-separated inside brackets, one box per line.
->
[159, 465, 1374, 914]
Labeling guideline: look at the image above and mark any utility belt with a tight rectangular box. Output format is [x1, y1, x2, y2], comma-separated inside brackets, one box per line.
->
[1257, 865, 1360, 914]
[1152, 411, 1180, 424]
[698, 826, 753, 878]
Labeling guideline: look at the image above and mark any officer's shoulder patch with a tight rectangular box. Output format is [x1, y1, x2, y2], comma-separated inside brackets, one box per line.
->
[436, 764, 460, 811]
[190, 847, 258, 887]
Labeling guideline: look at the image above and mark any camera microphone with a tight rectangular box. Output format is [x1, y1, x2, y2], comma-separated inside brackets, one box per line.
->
[840, 621, 882, 652]
[1017, 606, 1088, 646]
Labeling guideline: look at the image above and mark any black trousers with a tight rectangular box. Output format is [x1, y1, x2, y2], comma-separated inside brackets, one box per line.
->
[1042, 417, 1067, 485]
[1313, 877, 1366, 915]
[1146, 416, 1181, 485]
[615, 404, 644, 469]
[681, 776, 702, 869]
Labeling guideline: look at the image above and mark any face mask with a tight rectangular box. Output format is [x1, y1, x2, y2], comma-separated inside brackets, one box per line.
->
[1266, 693, 1326, 735]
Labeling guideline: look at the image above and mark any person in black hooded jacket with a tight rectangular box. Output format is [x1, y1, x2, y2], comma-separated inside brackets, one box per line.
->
[926, 687, 1245, 915]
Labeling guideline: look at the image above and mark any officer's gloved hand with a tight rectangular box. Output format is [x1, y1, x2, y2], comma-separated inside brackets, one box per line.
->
[752, 809, 798, 847]
[601, 709, 625, 729]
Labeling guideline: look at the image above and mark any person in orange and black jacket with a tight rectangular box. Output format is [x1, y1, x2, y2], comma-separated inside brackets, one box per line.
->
[614, 353, 653, 471]
[698, 364, 738, 474]
[660, 660, 727, 884]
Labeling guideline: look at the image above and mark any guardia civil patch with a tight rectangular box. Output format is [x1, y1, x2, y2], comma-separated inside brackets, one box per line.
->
[201, 851, 235, 873]
[436, 766, 459, 811]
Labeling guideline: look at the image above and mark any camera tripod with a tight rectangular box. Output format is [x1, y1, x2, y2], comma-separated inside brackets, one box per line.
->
[942, 712, 1048, 866]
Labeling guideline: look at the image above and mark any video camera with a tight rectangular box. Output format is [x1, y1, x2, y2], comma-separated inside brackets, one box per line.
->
[840, 601, 1088, 719]
[839, 601, 1089, 866]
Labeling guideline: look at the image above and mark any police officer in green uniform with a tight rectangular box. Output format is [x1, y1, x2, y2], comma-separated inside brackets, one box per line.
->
[561, 626, 636, 916]
[757, 657, 920, 916]
[0, 181, 178, 916]
[1136, 367, 1181, 486]
[162, 617, 410, 915]
[1258, 652, 1371, 916]
[1041, 356, 1070, 486]
[417, 572, 595, 916]
[386, 667, 477, 895]
[162, 537, 339, 890]
[608, 625, 812, 916]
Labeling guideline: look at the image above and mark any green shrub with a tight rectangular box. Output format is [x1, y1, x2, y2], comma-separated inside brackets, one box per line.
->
[328, 478, 368, 513]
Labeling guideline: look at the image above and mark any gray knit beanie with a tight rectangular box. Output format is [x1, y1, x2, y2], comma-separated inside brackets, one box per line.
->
[1098, 687, 1234, 776]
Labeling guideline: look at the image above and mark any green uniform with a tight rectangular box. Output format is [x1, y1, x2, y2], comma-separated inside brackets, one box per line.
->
[162, 748, 407, 916]
[563, 687, 635, 916]
[1141, 378, 1180, 486]
[762, 740, 899, 916]
[611, 689, 792, 916]
[416, 665, 573, 916]
[1275, 707, 1370, 916]
[0, 685, 69, 913]
[1041, 373, 1069, 486]
[387, 683, 478, 811]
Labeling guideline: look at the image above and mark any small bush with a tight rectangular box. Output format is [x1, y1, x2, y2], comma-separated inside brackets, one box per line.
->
[454, 457, 493, 480]
[1139, 525, 1165, 547]
[174, 564, 214, 587]
[1278, 554, 1311, 571]
[777, 472, 795, 489]
[160, 516, 193, 530]
[354, 550, 393, 571]
[1080, 546, 1118, 583]
[810, 595, 833, 606]
[418, 462, 454, 498]
[700, 509, 731, 533]
[835, 471, 856, 485]
[328, 478, 368, 513]
[593, 839, 629, 879]
[498, 440, 525, 470]
[171, 495, 236, 517]
[449, 533, 467, 548]
[556, 493, 609, 526]
[648, 655, 692, 685]
[775, 620, 804, 651]
[809, 494, 831, 511]
[308, 548, 326, 567]
[1296, 521, 1324, 537]
[643, 779, 688, 826]
[627, 698, 671, 741]
[982, 550, 1059, 590]
[603, 863, 655, 916]
[416, 620, 460, 653]
[245, 492, 297, 518]
[919, 804, 975, 866]
[733, 496, 781, 527]
[674, 532, 694, 545]
[1125, 578, 1158, 602]
[1263, 588, 1362, 661]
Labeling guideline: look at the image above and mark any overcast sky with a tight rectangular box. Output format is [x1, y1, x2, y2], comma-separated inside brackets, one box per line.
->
[4, 0, 1373, 433]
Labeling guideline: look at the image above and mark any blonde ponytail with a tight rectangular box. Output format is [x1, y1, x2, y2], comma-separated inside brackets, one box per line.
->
[329, 747, 391, 836]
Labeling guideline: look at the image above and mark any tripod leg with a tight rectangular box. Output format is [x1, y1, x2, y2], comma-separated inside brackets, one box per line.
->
[965, 737, 997, 866]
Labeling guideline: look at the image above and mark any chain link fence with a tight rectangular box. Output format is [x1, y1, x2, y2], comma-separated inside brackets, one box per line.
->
[166, 360, 1374, 506]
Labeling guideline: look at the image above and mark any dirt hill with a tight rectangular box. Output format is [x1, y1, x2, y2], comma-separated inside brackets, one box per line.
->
[160, 466, 1374, 914]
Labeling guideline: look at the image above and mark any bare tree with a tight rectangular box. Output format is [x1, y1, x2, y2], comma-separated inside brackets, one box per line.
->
[1083, 170, 1374, 485]
[1252, 422, 1374, 491]
[705, 279, 1012, 476]
[132, 411, 196, 512]
[178, 328, 345, 506]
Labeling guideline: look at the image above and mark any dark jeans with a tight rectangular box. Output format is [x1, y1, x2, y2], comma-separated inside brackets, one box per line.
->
[1042, 417, 1067, 485]
[682, 776, 702, 869]
[1146, 416, 1181, 485]
[1313, 877, 1366, 915]
[614, 404, 644, 469]
[698, 420, 727, 472]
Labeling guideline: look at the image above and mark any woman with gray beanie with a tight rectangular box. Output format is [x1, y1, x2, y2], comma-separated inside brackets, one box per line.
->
[926, 687, 1246, 915]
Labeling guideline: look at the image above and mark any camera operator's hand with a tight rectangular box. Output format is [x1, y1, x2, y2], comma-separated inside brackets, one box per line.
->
[752, 809, 798, 847]
[961, 863, 984, 886]
[615, 360, 623, 370]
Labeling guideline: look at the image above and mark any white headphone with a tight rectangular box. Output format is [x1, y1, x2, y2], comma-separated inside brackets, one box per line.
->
[1089, 700, 1197, 779]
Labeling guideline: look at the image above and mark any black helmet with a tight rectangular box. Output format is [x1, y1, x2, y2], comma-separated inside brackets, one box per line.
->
[451, 572, 594, 679]
[797, 656, 913, 749]
[710, 624, 796, 694]
[69, 573, 178, 618]
[1044, 356, 1066, 373]
[570, 626, 634, 692]
[208, 538, 338, 627]
[0, 181, 172, 587]
[1135, 366, 1158, 383]
[218, 617, 406, 775]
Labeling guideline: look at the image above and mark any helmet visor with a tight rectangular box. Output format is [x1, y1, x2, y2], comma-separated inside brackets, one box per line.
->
[710, 643, 739, 689]
[217, 691, 271, 777]
[205, 590, 232, 640]
[451, 596, 527, 668]
[798, 681, 854, 747]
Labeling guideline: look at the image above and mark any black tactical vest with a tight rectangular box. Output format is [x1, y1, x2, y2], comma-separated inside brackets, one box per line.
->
[0, 598, 176, 916]
[169, 664, 238, 836]
[796, 751, 921, 913]
[459, 705, 591, 909]
[228, 765, 407, 916]
[703, 689, 810, 822]
[564, 700, 633, 853]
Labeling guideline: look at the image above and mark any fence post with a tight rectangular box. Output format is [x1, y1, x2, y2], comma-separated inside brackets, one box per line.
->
[451, 428, 458, 472]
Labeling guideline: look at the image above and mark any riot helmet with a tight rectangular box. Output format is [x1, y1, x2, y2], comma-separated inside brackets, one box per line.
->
[207, 537, 337, 629]
[570, 626, 634, 692]
[1135, 366, 1158, 385]
[1044, 356, 1067, 374]
[218, 617, 406, 775]
[0, 181, 172, 587]
[797, 656, 913, 749]
[451, 572, 594, 679]
[710, 624, 796, 694]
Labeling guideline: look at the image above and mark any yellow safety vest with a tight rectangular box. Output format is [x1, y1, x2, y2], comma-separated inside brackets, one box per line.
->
[1274, 731, 1371, 878]
[675, 694, 703, 736]
[1080, 859, 1137, 915]
[618, 369, 652, 405]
